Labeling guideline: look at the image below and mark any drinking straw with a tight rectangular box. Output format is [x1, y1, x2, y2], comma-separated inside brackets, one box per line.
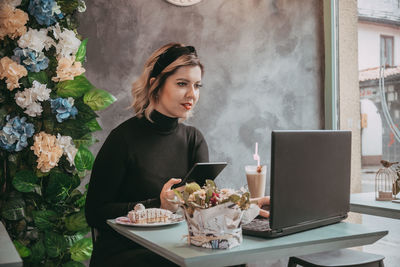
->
[253, 142, 260, 167]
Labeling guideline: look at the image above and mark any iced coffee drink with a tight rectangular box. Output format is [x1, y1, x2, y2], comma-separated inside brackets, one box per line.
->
[245, 165, 266, 198]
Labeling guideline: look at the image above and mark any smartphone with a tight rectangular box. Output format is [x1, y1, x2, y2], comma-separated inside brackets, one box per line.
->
[172, 162, 228, 189]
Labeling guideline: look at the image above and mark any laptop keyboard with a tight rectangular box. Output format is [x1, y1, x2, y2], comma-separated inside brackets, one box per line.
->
[242, 218, 271, 232]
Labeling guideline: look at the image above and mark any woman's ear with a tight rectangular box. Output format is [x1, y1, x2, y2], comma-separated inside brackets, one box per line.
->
[149, 77, 155, 86]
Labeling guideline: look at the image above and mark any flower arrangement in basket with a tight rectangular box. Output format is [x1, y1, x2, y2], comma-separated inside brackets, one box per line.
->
[173, 180, 258, 249]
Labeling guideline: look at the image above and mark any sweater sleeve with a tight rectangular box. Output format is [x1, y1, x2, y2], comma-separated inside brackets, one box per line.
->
[85, 128, 159, 230]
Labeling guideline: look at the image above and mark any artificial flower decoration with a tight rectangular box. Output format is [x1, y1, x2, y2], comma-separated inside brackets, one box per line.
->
[2, 0, 22, 8]
[50, 97, 78, 123]
[56, 134, 78, 166]
[28, 0, 63, 26]
[50, 24, 81, 59]
[31, 131, 63, 172]
[28, 80, 52, 101]
[18, 28, 55, 52]
[12, 47, 49, 73]
[0, 3, 29, 40]
[0, 56, 28, 90]
[77, 0, 87, 12]
[15, 81, 51, 117]
[52, 56, 85, 82]
[0, 115, 35, 152]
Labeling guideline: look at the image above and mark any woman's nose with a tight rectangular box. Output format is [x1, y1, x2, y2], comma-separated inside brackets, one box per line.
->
[186, 85, 196, 98]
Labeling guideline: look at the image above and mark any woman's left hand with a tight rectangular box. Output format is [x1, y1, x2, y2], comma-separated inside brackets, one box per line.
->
[160, 178, 182, 212]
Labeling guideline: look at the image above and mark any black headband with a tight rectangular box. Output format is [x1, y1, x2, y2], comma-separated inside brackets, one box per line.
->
[150, 46, 197, 78]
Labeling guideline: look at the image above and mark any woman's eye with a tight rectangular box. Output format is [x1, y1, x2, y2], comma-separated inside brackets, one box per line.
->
[195, 84, 203, 89]
[177, 82, 187, 86]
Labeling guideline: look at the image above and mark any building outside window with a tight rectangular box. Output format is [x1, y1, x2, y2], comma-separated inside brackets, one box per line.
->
[357, 1, 400, 266]
[380, 35, 394, 67]
[358, 0, 400, 165]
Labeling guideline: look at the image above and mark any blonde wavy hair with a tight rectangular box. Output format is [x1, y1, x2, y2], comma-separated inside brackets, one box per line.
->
[131, 43, 204, 121]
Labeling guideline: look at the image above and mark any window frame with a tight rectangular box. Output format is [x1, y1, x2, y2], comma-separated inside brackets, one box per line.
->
[380, 34, 395, 67]
[324, 0, 339, 130]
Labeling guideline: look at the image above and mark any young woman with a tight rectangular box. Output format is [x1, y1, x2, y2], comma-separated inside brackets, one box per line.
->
[85, 43, 208, 266]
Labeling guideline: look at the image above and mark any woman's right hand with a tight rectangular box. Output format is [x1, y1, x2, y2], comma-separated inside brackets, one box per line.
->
[251, 196, 270, 218]
[160, 178, 183, 212]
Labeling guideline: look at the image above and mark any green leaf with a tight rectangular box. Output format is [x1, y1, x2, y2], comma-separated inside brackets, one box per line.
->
[205, 188, 213, 203]
[63, 261, 86, 267]
[28, 71, 48, 85]
[74, 146, 94, 171]
[77, 170, 87, 179]
[13, 240, 31, 258]
[83, 88, 116, 111]
[205, 179, 216, 189]
[45, 172, 74, 203]
[33, 210, 58, 231]
[19, 76, 29, 88]
[64, 228, 89, 247]
[173, 189, 183, 202]
[86, 118, 101, 132]
[73, 133, 97, 148]
[12, 170, 39, 193]
[74, 193, 87, 208]
[1, 198, 25, 220]
[75, 38, 88, 62]
[184, 182, 201, 195]
[43, 119, 54, 133]
[56, 75, 93, 98]
[228, 194, 241, 204]
[70, 238, 92, 262]
[31, 240, 46, 263]
[35, 168, 50, 178]
[74, 99, 98, 123]
[44, 231, 68, 258]
[54, 119, 91, 140]
[57, 0, 80, 14]
[65, 210, 88, 232]
[71, 175, 81, 190]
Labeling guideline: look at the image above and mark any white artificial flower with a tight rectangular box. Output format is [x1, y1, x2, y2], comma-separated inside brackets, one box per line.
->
[14, 81, 51, 117]
[56, 134, 78, 166]
[15, 89, 34, 109]
[77, 0, 86, 12]
[50, 24, 81, 59]
[24, 102, 42, 117]
[52, 2, 62, 16]
[67, 97, 74, 106]
[18, 28, 55, 52]
[2, 0, 22, 8]
[30, 81, 51, 101]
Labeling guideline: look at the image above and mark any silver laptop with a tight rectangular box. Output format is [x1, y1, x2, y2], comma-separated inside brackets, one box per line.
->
[242, 130, 352, 238]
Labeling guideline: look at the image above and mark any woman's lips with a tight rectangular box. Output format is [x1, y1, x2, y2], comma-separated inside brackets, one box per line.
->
[182, 103, 192, 110]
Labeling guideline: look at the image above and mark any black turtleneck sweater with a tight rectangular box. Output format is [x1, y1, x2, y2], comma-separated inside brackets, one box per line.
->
[85, 110, 209, 260]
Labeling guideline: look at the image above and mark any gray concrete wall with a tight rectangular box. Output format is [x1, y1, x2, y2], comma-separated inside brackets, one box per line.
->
[78, 0, 324, 192]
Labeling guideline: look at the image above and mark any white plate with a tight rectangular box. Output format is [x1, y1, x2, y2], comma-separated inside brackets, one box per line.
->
[115, 214, 185, 227]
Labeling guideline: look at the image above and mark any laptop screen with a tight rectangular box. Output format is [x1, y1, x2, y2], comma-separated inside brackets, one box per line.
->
[269, 130, 351, 230]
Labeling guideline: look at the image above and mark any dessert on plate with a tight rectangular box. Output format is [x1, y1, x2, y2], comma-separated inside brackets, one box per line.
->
[127, 203, 173, 224]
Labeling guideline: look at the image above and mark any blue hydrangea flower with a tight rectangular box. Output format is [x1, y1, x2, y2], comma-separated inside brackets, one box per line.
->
[12, 48, 49, 73]
[0, 115, 35, 152]
[50, 97, 78, 123]
[28, 0, 64, 26]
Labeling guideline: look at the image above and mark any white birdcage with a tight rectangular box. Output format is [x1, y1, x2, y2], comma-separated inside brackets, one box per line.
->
[393, 175, 400, 200]
[375, 167, 396, 201]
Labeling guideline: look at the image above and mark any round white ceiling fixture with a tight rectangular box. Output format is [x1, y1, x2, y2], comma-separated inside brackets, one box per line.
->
[165, 0, 202, 7]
